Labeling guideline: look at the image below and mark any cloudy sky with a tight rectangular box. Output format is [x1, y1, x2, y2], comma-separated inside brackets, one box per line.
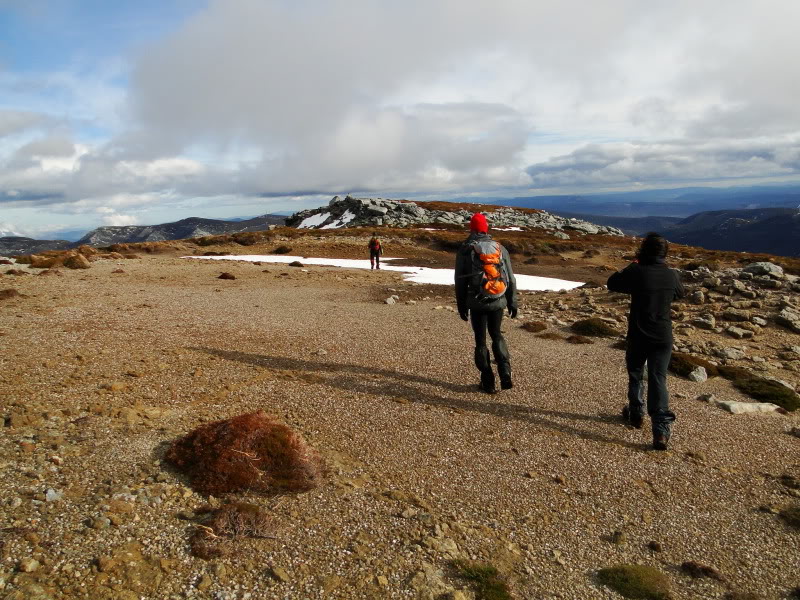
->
[2, 0, 800, 237]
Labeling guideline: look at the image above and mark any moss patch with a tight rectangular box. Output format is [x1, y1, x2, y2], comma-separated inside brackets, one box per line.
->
[779, 505, 800, 529]
[717, 366, 800, 411]
[451, 560, 512, 600]
[570, 318, 619, 338]
[596, 564, 671, 600]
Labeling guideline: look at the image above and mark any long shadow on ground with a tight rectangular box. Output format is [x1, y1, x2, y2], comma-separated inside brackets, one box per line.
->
[193, 347, 648, 451]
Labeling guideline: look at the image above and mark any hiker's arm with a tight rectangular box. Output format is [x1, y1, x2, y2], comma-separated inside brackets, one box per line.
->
[502, 248, 518, 316]
[454, 249, 469, 318]
[607, 264, 635, 294]
[673, 271, 686, 300]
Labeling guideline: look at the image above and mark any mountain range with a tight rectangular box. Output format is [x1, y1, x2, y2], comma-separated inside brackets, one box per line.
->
[3, 184, 800, 257]
[0, 215, 286, 256]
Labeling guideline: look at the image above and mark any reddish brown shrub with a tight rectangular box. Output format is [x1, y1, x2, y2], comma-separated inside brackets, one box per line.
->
[165, 411, 324, 495]
[521, 321, 547, 333]
[536, 332, 564, 340]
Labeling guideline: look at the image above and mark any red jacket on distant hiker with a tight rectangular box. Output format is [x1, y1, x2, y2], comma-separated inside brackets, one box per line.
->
[368, 234, 383, 270]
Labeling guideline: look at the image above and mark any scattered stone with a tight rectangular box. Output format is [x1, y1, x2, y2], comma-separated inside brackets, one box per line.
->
[18, 558, 40, 573]
[45, 488, 63, 502]
[776, 306, 800, 334]
[743, 262, 784, 279]
[268, 566, 291, 583]
[688, 367, 708, 383]
[713, 400, 781, 414]
[384, 297, 396, 305]
[726, 326, 753, 340]
[715, 347, 746, 360]
[648, 541, 663, 552]
[288, 261, 304, 267]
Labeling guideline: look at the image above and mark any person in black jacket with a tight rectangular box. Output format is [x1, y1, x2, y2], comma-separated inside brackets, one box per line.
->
[455, 213, 518, 393]
[607, 232, 685, 450]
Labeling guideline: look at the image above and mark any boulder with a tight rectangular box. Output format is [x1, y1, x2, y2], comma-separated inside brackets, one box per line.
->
[63, 253, 91, 269]
[743, 262, 784, 279]
[688, 367, 708, 383]
[776, 307, 800, 334]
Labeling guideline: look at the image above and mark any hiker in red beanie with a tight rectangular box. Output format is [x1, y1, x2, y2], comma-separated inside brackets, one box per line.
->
[454, 212, 518, 393]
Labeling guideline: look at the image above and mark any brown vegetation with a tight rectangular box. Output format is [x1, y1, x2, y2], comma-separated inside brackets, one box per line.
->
[520, 321, 547, 333]
[164, 411, 325, 495]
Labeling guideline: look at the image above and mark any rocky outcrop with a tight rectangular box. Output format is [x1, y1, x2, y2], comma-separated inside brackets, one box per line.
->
[285, 195, 624, 236]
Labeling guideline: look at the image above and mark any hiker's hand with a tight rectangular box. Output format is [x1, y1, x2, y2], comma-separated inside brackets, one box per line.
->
[459, 310, 469, 322]
[508, 307, 518, 319]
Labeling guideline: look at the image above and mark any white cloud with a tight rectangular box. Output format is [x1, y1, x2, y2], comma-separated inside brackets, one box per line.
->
[5, 0, 800, 231]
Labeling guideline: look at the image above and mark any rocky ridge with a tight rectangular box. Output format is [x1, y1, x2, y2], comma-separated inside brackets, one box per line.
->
[285, 195, 625, 237]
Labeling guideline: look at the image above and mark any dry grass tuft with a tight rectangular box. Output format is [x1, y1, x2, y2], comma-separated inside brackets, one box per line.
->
[680, 561, 723, 580]
[520, 321, 547, 333]
[188, 501, 277, 559]
[779, 505, 800, 529]
[537, 332, 564, 341]
[0, 289, 21, 300]
[596, 564, 671, 600]
[451, 559, 512, 600]
[570, 318, 619, 338]
[165, 411, 325, 495]
[567, 334, 594, 344]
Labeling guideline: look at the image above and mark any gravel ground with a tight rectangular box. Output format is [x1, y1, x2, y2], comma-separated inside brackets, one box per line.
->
[0, 249, 798, 600]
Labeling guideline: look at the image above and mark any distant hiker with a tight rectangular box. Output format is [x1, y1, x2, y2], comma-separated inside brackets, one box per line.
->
[455, 213, 518, 393]
[368, 234, 383, 270]
[607, 232, 685, 451]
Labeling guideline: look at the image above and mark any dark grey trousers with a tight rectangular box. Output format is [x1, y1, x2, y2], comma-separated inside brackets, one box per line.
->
[626, 338, 676, 436]
[470, 309, 510, 377]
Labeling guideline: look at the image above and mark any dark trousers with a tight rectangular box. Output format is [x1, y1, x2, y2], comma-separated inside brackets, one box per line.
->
[470, 309, 510, 376]
[370, 250, 380, 269]
[626, 337, 675, 436]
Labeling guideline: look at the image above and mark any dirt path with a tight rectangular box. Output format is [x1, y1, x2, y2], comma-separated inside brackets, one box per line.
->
[0, 252, 798, 599]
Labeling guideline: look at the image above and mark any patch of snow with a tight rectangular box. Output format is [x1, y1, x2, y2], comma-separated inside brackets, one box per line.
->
[298, 212, 330, 228]
[495, 227, 524, 231]
[321, 209, 356, 229]
[184, 255, 583, 291]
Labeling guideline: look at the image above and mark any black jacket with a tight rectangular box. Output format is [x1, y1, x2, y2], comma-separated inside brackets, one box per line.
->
[607, 258, 685, 343]
[455, 232, 518, 314]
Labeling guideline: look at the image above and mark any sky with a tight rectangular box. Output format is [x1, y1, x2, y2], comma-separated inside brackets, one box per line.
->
[2, 0, 800, 237]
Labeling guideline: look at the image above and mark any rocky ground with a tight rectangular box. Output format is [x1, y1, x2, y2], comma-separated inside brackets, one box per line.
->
[1, 231, 799, 600]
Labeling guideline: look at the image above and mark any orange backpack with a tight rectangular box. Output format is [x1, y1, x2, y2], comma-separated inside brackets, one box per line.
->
[470, 239, 508, 300]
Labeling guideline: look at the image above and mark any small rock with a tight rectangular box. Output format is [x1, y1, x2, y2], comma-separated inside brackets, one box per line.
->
[197, 574, 213, 590]
[19, 558, 40, 573]
[45, 488, 63, 502]
[218, 272, 236, 280]
[713, 400, 780, 414]
[648, 541, 663, 552]
[384, 297, 396, 305]
[268, 566, 290, 583]
[688, 367, 707, 383]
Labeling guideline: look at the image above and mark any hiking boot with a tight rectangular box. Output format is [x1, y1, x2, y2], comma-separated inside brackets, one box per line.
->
[498, 363, 513, 390]
[653, 434, 669, 451]
[621, 405, 643, 429]
[480, 371, 497, 394]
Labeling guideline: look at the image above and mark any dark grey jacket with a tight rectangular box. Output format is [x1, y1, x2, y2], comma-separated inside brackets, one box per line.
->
[455, 232, 518, 314]
[607, 258, 685, 343]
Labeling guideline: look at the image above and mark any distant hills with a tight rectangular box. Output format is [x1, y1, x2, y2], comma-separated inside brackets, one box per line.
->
[548, 207, 800, 257]
[0, 214, 286, 256]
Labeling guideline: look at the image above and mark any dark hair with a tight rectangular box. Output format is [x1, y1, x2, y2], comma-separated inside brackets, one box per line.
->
[637, 232, 668, 261]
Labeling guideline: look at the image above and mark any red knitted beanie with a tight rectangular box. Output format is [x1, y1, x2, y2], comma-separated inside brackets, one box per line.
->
[469, 213, 489, 233]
